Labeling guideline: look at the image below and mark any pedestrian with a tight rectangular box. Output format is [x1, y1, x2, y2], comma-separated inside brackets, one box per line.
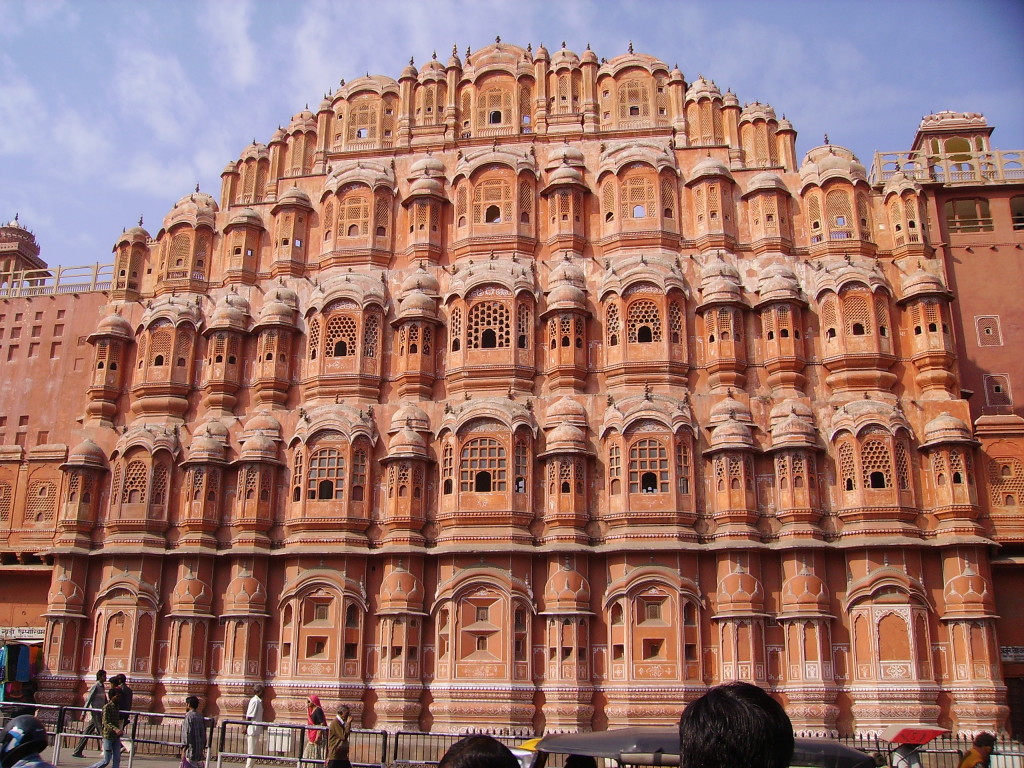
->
[303, 695, 325, 763]
[678, 681, 794, 768]
[437, 735, 520, 768]
[114, 676, 133, 755]
[957, 733, 996, 768]
[72, 669, 107, 758]
[180, 696, 206, 768]
[244, 684, 265, 768]
[1, 715, 56, 768]
[84, 688, 122, 768]
[325, 705, 352, 768]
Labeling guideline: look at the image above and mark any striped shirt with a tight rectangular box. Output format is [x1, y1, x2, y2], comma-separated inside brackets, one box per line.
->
[181, 710, 206, 764]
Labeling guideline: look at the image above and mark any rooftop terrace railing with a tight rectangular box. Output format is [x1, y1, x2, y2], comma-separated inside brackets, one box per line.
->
[870, 149, 1024, 186]
[0, 264, 114, 298]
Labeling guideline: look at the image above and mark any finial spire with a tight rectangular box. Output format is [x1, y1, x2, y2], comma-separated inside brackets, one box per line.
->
[628, 40, 634, 54]
[195, 182, 200, 193]
[495, 35, 501, 44]
[138, 214, 144, 227]
[824, 133, 830, 145]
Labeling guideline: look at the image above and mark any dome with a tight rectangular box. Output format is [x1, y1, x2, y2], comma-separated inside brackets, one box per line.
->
[709, 417, 755, 451]
[744, 171, 788, 196]
[239, 434, 278, 462]
[551, 44, 580, 70]
[700, 275, 743, 305]
[685, 75, 722, 103]
[781, 568, 830, 614]
[379, 565, 425, 612]
[114, 225, 151, 248]
[270, 126, 287, 144]
[240, 142, 269, 162]
[255, 286, 299, 328]
[799, 145, 867, 189]
[92, 312, 134, 340]
[546, 396, 588, 427]
[718, 568, 764, 612]
[546, 281, 586, 310]
[699, 251, 740, 283]
[899, 264, 950, 302]
[777, 116, 794, 132]
[224, 573, 267, 613]
[388, 426, 428, 456]
[769, 398, 813, 423]
[688, 155, 733, 183]
[756, 264, 802, 304]
[287, 108, 317, 133]
[921, 413, 975, 447]
[420, 55, 445, 77]
[400, 60, 418, 79]
[408, 174, 445, 197]
[581, 46, 598, 65]
[397, 288, 438, 320]
[882, 170, 922, 199]
[410, 154, 446, 177]
[162, 190, 218, 231]
[391, 403, 430, 433]
[770, 412, 819, 450]
[534, 43, 550, 60]
[545, 422, 588, 453]
[273, 186, 313, 212]
[548, 255, 586, 287]
[400, 264, 440, 296]
[226, 207, 264, 230]
[943, 564, 991, 615]
[547, 163, 585, 187]
[543, 564, 591, 610]
[170, 573, 212, 613]
[207, 292, 251, 332]
[48, 572, 85, 613]
[709, 391, 752, 425]
[739, 101, 777, 124]
[65, 439, 107, 469]
[318, 96, 332, 113]
[722, 89, 740, 108]
[188, 419, 229, 462]
[246, 411, 282, 435]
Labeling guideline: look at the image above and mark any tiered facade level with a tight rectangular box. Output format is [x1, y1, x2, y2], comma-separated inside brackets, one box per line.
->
[1, 42, 1023, 737]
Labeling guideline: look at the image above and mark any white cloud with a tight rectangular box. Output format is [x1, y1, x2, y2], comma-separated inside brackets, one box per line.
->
[0, 60, 47, 155]
[113, 150, 198, 199]
[50, 108, 116, 175]
[113, 48, 200, 145]
[200, 0, 258, 89]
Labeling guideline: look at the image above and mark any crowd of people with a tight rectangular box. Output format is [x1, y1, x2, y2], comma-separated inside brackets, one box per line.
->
[0, 676, 1002, 768]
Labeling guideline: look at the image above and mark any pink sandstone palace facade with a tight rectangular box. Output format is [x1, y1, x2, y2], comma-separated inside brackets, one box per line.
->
[1, 41, 1023, 738]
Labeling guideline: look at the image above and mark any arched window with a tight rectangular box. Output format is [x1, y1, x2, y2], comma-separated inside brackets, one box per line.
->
[307, 448, 345, 501]
[460, 438, 507, 492]
[628, 438, 669, 493]
[861, 437, 893, 490]
[325, 314, 358, 357]
[473, 178, 512, 224]
[339, 191, 370, 237]
[627, 299, 662, 343]
[468, 301, 511, 349]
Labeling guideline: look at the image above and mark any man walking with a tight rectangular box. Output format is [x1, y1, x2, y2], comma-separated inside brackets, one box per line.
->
[244, 684, 265, 768]
[71, 670, 106, 758]
[112, 676, 133, 755]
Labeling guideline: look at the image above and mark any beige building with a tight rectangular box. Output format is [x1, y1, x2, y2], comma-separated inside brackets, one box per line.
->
[1, 41, 1023, 737]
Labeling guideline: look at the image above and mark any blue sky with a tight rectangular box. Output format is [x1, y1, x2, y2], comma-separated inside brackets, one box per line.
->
[1, 0, 1022, 270]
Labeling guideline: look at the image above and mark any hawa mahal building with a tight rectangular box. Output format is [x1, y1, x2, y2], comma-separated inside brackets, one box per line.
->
[1, 41, 1023, 738]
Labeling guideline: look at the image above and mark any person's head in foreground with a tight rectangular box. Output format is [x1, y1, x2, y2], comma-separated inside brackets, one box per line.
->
[678, 681, 795, 768]
[0, 715, 48, 768]
[438, 734, 520, 768]
[972, 732, 996, 755]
